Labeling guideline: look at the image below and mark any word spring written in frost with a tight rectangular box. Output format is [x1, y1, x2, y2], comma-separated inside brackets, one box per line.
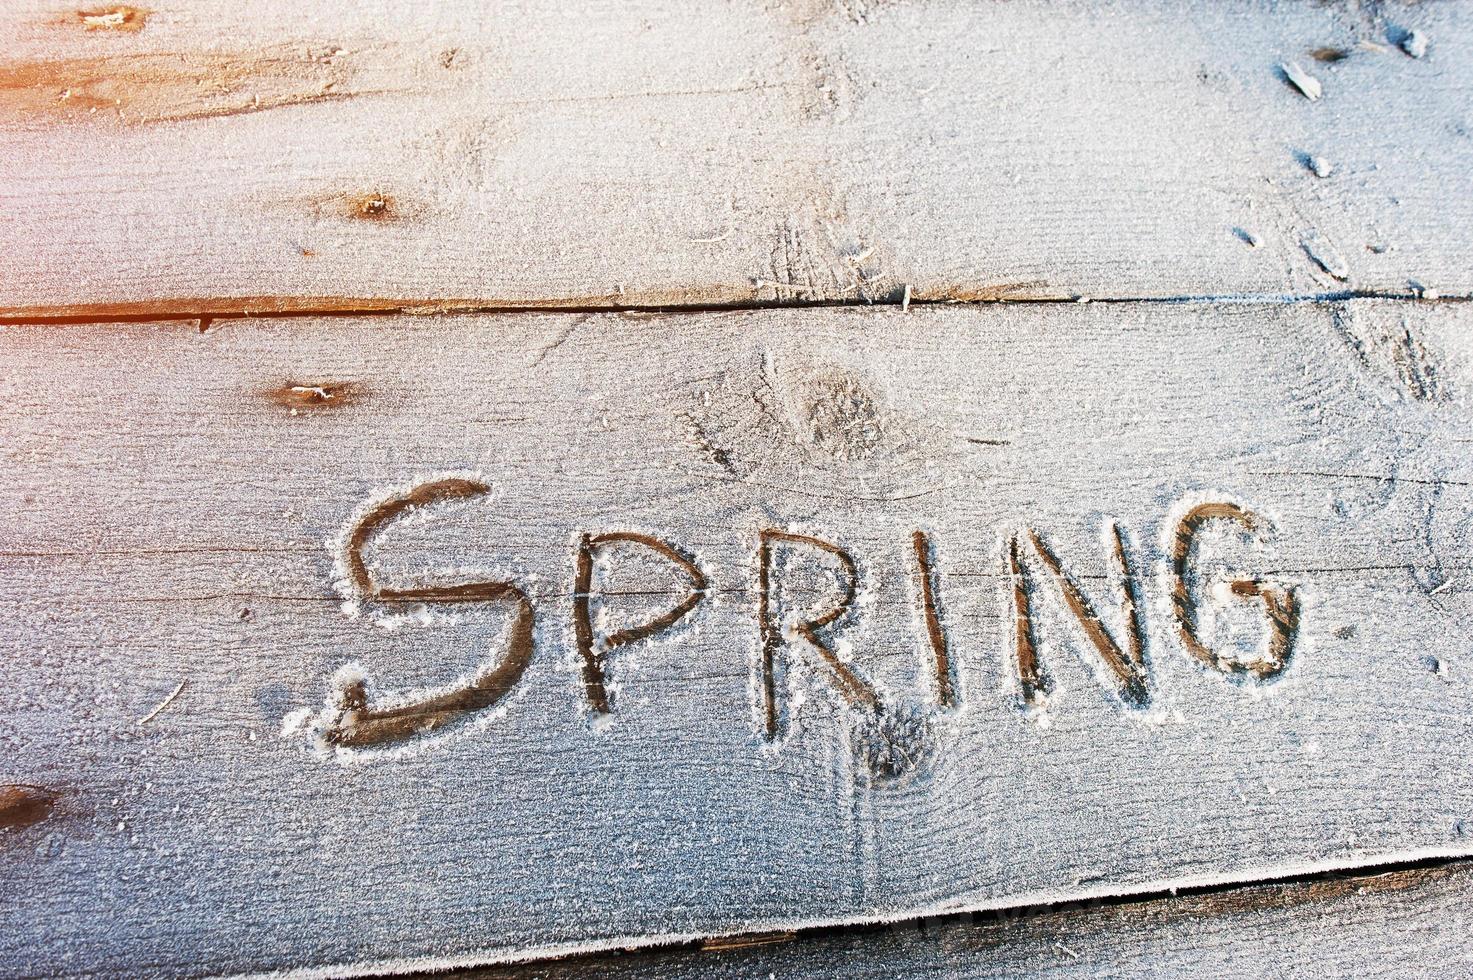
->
[296, 477, 1301, 754]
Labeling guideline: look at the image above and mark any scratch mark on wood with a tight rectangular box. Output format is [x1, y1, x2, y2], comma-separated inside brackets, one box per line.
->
[911, 530, 955, 708]
[1303, 231, 1350, 281]
[322, 477, 535, 748]
[529, 316, 589, 369]
[342, 477, 485, 599]
[1337, 307, 1456, 403]
[1171, 502, 1300, 680]
[758, 530, 878, 739]
[1025, 526, 1150, 707]
[573, 532, 709, 714]
[1007, 535, 1045, 705]
[138, 679, 186, 725]
[679, 412, 740, 475]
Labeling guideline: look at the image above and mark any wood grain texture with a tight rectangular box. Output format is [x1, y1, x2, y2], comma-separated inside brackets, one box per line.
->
[2, 0, 1472, 317]
[2, 300, 1472, 976]
[470, 861, 1473, 978]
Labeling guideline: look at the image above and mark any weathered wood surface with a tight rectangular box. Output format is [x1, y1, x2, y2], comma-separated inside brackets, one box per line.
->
[2, 300, 1472, 977]
[3, 0, 1472, 318]
[473, 861, 1473, 978]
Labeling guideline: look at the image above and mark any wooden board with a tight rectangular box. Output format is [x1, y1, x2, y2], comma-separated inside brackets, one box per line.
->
[471, 861, 1473, 978]
[3, 300, 1473, 976]
[3, 0, 1473, 317]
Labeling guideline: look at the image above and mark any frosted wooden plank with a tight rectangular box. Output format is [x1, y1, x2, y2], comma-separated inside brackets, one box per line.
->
[2, 300, 1472, 976]
[1, 0, 1471, 316]
[473, 862, 1473, 978]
